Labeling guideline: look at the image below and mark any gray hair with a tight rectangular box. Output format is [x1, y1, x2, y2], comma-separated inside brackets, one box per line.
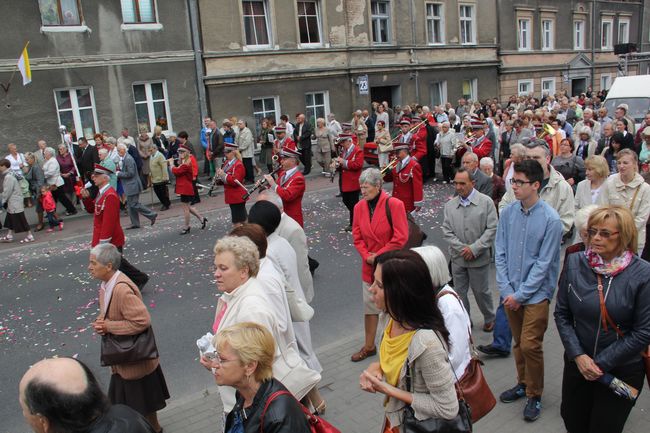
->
[479, 157, 494, 169]
[411, 246, 451, 288]
[213, 236, 260, 277]
[98, 148, 108, 156]
[575, 204, 598, 232]
[116, 143, 127, 152]
[510, 143, 527, 158]
[106, 137, 117, 145]
[43, 147, 56, 158]
[359, 167, 382, 187]
[90, 244, 122, 270]
[441, 121, 450, 128]
[462, 152, 478, 163]
[258, 189, 283, 210]
[526, 140, 551, 158]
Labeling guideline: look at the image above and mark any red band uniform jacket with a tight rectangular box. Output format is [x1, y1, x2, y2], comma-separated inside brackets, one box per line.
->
[411, 126, 428, 161]
[276, 169, 306, 227]
[221, 158, 247, 204]
[340, 145, 364, 192]
[391, 156, 424, 213]
[352, 191, 409, 283]
[171, 163, 195, 196]
[92, 186, 125, 248]
[471, 135, 492, 160]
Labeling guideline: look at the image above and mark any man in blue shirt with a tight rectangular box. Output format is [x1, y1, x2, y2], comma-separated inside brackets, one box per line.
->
[495, 159, 563, 422]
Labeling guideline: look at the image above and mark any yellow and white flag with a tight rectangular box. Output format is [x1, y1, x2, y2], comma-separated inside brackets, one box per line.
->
[17, 43, 31, 86]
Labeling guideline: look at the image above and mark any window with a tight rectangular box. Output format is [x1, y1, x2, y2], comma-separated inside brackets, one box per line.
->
[54, 87, 99, 141]
[541, 19, 554, 50]
[518, 19, 531, 51]
[252, 96, 280, 135]
[461, 79, 477, 101]
[618, 18, 630, 44]
[371, 1, 391, 44]
[541, 78, 555, 97]
[601, 74, 612, 91]
[305, 91, 330, 123]
[518, 79, 534, 96]
[426, 3, 444, 45]
[601, 18, 613, 50]
[242, 1, 271, 46]
[38, 0, 82, 26]
[430, 81, 448, 107]
[459, 5, 475, 45]
[133, 82, 171, 133]
[574, 20, 585, 50]
[120, 0, 156, 23]
[297, 1, 321, 45]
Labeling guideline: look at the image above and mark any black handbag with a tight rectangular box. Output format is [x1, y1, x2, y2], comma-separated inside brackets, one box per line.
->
[100, 282, 159, 366]
[401, 333, 473, 433]
[385, 198, 428, 249]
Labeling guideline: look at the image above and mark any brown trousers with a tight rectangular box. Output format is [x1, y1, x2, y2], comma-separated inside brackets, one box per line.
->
[505, 300, 549, 398]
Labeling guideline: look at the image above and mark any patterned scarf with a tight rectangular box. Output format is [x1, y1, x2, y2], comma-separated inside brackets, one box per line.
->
[584, 247, 633, 277]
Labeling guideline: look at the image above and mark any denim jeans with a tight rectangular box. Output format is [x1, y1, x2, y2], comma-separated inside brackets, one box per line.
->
[492, 302, 512, 352]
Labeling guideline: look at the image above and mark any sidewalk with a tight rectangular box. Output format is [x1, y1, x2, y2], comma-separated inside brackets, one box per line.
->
[158, 307, 650, 433]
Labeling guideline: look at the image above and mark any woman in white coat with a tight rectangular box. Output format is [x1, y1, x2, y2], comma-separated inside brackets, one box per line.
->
[42, 147, 77, 215]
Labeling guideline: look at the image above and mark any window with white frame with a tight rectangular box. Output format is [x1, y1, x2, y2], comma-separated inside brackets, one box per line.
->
[242, 0, 271, 46]
[541, 78, 555, 97]
[461, 78, 477, 101]
[305, 91, 330, 123]
[574, 20, 585, 50]
[601, 18, 613, 50]
[618, 18, 630, 44]
[601, 74, 612, 91]
[297, 1, 321, 45]
[518, 18, 531, 51]
[541, 19, 554, 50]
[54, 87, 99, 140]
[38, 0, 82, 26]
[371, 1, 391, 44]
[459, 5, 475, 45]
[120, 0, 156, 23]
[252, 96, 280, 135]
[133, 82, 171, 133]
[426, 3, 444, 45]
[430, 81, 447, 107]
[518, 79, 534, 96]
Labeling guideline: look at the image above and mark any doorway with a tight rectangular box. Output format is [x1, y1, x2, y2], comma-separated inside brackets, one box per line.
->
[370, 86, 400, 108]
[571, 78, 587, 97]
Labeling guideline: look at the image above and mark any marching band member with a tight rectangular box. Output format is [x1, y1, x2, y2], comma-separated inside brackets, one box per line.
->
[410, 117, 428, 162]
[272, 125, 295, 156]
[216, 141, 248, 224]
[334, 133, 364, 231]
[387, 141, 424, 215]
[170, 145, 207, 234]
[395, 118, 413, 149]
[469, 117, 492, 160]
[265, 143, 306, 227]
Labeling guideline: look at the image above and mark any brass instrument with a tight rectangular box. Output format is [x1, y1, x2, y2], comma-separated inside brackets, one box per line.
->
[241, 155, 280, 200]
[537, 123, 557, 140]
[207, 156, 227, 197]
[380, 156, 400, 176]
[329, 142, 344, 183]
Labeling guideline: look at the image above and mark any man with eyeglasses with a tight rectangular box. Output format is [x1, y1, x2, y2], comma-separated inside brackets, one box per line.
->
[493, 159, 563, 422]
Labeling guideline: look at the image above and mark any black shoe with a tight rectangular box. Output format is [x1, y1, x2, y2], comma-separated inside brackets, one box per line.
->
[477, 344, 509, 358]
[308, 256, 319, 275]
[65, 210, 78, 216]
[201, 218, 208, 230]
[180, 227, 191, 235]
[523, 396, 541, 421]
[500, 383, 527, 403]
[335, 192, 342, 197]
[126, 226, 141, 230]
[159, 206, 169, 211]
[150, 214, 157, 226]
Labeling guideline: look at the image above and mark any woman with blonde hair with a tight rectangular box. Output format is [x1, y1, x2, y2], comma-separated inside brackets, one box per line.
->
[352, 110, 368, 149]
[312, 117, 332, 173]
[152, 125, 169, 157]
[575, 155, 609, 211]
[169, 144, 206, 234]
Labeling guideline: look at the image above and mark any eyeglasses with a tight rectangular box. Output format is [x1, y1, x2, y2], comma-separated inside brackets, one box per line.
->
[209, 353, 239, 373]
[587, 228, 620, 239]
[509, 179, 533, 186]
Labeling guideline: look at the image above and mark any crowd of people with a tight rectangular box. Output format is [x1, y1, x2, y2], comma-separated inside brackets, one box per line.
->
[14, 88, 650, 433]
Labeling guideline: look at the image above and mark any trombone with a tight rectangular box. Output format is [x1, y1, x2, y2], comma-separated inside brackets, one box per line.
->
[537, 123, 557, 140]
[380, 156, 400, 176]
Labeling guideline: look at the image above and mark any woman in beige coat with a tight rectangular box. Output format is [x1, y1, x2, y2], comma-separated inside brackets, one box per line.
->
[0, 159, 34, 243]
[313, 117, 333, 173]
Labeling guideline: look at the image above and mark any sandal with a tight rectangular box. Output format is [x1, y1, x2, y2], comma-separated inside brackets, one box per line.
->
[20, 236, 35, 244]
[313, 400, 327, 415]
[0, 235, 13, 243]
[350, 346, 377, 362]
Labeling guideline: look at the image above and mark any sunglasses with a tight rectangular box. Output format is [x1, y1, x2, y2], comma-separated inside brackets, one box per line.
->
[587, 229, 619, 239]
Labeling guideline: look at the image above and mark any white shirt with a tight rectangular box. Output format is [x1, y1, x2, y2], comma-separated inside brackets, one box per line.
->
[437, 285, 472, 379]
[101, 271, 122, 314]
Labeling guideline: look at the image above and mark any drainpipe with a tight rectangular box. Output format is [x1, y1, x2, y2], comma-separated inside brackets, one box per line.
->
[590, 0, 596, 90]
[409, 0, 419, 102]
[187, 0, 208, 122]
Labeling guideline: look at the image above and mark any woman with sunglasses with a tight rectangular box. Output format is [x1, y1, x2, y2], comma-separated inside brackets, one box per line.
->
[598, 149, 650, 253]
[169, 144, 207, 234]
[555, 206, 650, 433]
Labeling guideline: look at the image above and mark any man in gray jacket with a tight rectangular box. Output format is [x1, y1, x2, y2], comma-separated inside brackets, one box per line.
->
[442, 167, 498, 331]
[461, 152, 493, 197]
[116, 144, 157, 229]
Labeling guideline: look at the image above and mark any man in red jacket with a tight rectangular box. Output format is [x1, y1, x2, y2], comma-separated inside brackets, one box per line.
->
[90, 164, 149, 289]
[335, 133, 364, 231]
[470, 118, 492, 160]
[410, 117, 428, 162]
[387, 143, 424, 214]
[265, 142, 306, 227]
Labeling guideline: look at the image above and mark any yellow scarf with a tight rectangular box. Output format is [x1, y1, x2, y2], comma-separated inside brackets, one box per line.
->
[380, 319, 416, 387]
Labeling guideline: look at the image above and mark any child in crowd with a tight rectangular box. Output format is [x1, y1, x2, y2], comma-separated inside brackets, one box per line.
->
[40, 185, 63, 233]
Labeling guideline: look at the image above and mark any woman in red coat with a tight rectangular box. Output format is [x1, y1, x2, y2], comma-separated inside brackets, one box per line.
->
[351, 167, 409, 363]
[216, 141, 247, 224]
[170, 145, 207, 234]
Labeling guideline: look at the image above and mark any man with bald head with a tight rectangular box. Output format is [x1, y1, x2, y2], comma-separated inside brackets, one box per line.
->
[34, 140, 48, 167]
[19, 357, 155, 433]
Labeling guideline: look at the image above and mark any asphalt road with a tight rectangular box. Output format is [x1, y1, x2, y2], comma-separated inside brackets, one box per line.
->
[0, 178, 454, 433]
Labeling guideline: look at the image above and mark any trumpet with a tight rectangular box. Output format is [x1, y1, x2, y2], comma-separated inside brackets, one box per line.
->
[537, 123, 557, 139]
[380, 156, 400, 176]
[328, 145, 344, 183]
[241, 155, 281, 200]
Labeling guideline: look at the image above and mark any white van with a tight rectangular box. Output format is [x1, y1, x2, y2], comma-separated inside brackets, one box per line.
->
[604, 75, 650, 130]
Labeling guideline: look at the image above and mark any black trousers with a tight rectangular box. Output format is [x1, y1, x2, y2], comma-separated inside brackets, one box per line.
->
[152, 183, 171, 208]
[116, 246, 149, 290]
[560, 354, 645, 433]
[229, 203, 247, 224]
[341, 190, 360, 226]
[242, 157, 254, 183]
[300, 146, 312, 175]
[441, 157, 455, 182]
[52, 186, 76, 214]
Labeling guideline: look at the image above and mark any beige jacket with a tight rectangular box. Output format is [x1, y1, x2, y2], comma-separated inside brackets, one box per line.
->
[599, 172, 650, 253]
[149, 150, 169, 184]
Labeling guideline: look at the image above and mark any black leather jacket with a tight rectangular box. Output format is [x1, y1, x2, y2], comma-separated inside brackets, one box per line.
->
[89, 404, 155, 433]
[554, 253, 650, 372]
[224, 379, 311, 433]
